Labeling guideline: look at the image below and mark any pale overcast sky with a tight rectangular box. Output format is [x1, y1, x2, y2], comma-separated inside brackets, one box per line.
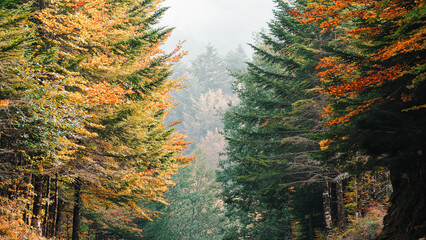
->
[160, 0, 275, 59]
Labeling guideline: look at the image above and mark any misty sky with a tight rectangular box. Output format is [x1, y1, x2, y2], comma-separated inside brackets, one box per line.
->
[160, 0, 275, 59]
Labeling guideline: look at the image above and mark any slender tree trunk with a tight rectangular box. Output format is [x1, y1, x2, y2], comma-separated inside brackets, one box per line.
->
[336, 179, 345, 228]
[354, 179, 360, 220]
[322, 180, 332, 230]
[54, 197, 64, 238]
[43, 176, 51, 237]
[51, 174, 59, 237]
[72, 178, 82, 240]
[31, 174, 43, 236]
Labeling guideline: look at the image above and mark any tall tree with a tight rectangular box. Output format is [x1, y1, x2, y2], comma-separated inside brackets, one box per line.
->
[218, 0, 336, 238]
[0, 0, 191, 238]
[298, 0, 426, 238]
[191, 44, 232, 94]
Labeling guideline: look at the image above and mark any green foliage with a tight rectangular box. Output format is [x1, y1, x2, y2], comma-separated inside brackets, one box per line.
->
[218, 0, 334, 238]
[0, 0, 28, 9]
[139, 150, 225, 240]
[0, 0, 190, 238]
[133, 45, 248, 239]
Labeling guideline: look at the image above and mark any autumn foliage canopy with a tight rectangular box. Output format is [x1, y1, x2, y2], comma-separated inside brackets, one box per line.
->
[0, 0, 191, 238]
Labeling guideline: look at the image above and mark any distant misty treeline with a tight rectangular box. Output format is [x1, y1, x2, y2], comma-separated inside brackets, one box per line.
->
[167, 43, 248, 167]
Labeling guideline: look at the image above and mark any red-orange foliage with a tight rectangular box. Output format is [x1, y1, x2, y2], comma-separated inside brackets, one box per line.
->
[294, 0, 426, 125]
[85, 82, 133, 106]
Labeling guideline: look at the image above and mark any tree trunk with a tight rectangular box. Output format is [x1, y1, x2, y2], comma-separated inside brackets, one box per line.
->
[51, 174, 59, 237]
[31, 174, 43, 236]
[322, 180, 332, 230]
[377, 156, 426, 240]
[336, 179, 345, 228]
[72, 178, 82, 240]
[43, 176, 51, 237]
[354, 179, 361, 220]
[307, 214, 313, 239]
[54, 197, 63, 238]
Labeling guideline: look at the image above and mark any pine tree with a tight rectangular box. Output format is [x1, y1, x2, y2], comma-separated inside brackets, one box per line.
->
[218, 0, 336, 238]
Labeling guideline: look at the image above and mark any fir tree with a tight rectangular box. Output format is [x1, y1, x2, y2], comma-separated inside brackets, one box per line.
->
[218, 0, 336, 238]
[299, 0, 426, 238]
[0, 0, 190, 238]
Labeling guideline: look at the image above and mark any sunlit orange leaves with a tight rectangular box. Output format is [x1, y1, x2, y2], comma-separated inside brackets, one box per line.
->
[296, 0, 410, 32]
[35, 0, 127, 56]
[325, 98, 380, 126]
[0, 197, 47, 240]
[0, 99, 9, 107]
[85, 81, 133, 106]
[0, 0, 193, 238]
[372, 28, 426, 61]
[319, 139, 333, 151]
[167, 41, 188, 63]
[319, 64, 404, 96]
[83, 53, 128, 71]
[163, 132, 192, 154]
[300, 0, 426, 126]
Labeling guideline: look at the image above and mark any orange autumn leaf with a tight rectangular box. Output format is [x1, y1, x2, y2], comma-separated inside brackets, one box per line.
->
[260, 119, 270, 128]
[319, 139, 333, 151]
[0, 99, 9, 107]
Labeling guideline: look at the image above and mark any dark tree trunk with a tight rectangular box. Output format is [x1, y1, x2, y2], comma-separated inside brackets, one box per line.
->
[54, 197, 64, 237]
[377, 156, 426, 240]
[307, 213, 313, 239]
[31, 174, 43, 236]
[51, 174, 59, 237]
[43, 176, 51, 237]
[336, 179, 345, 228]
[354, 179, 361, 220]
[72, 178, 82, 240]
